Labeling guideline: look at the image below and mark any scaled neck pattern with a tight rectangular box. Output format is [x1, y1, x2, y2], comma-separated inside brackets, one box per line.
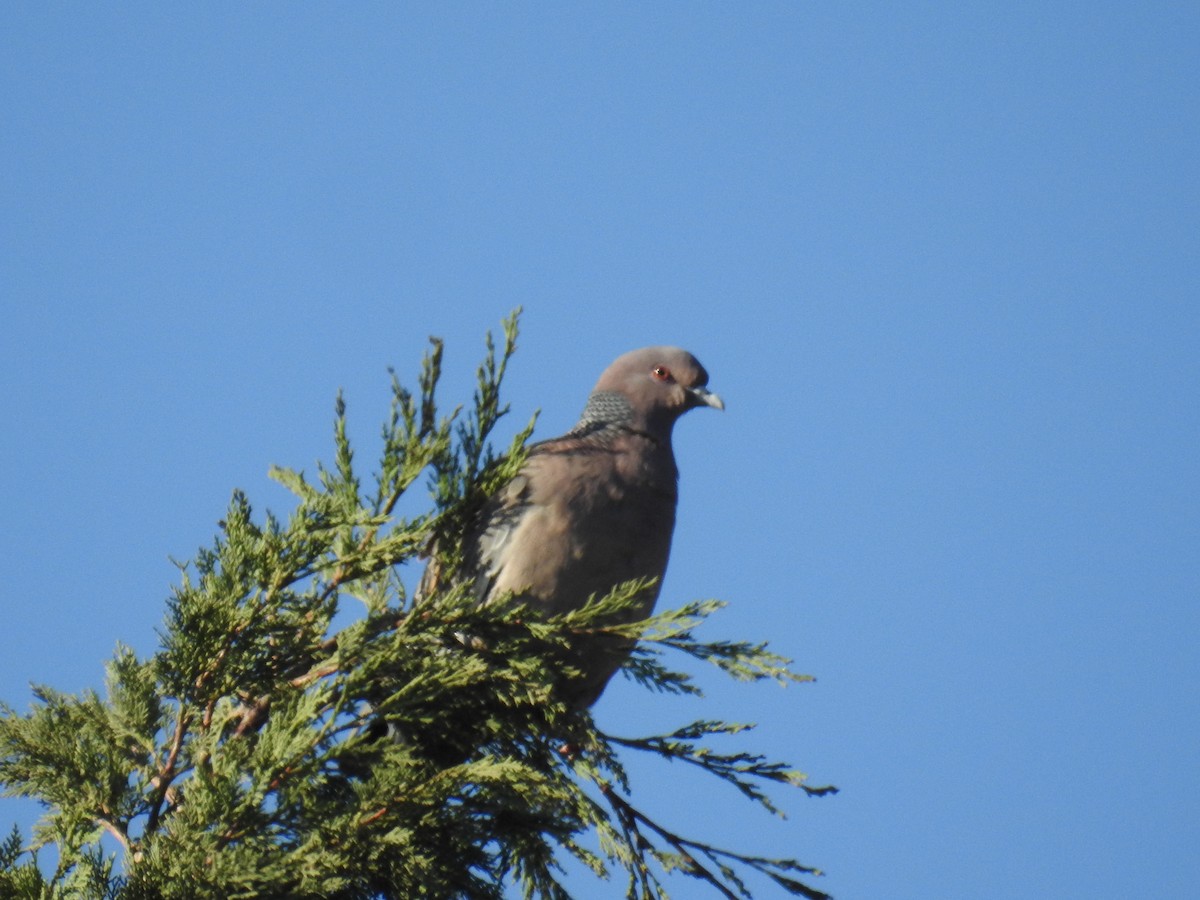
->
[567, 390, 658, 446]
[564, 390, 678, 495]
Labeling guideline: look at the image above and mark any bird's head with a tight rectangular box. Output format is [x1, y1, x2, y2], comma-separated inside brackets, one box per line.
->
[590, 346, 724, 437]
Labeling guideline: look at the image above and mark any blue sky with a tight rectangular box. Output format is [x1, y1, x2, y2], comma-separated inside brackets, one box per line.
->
[2, 3, 1197, 897]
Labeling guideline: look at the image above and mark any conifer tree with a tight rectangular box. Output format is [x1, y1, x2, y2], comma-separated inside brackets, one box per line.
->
[0, 313, 834, 899]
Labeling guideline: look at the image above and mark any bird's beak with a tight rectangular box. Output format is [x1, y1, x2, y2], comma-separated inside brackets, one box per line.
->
[688, 386, 725, 411]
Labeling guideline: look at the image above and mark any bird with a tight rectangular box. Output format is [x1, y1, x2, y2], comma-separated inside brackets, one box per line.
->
[458, 345, 724, 709]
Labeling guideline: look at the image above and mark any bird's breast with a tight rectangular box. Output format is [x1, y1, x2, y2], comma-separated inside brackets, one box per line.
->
[490, 445, 678, 618]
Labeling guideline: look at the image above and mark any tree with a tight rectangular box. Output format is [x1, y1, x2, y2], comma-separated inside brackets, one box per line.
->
[0, 313, 835, 899]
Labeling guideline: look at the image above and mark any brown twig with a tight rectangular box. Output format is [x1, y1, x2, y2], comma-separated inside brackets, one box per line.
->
[359, 806, 389, 828]
[290, 658, 340, 689]
[233, 694, 272, 737]
[146, 707, 191, 835]
[95, 816, 131, 854]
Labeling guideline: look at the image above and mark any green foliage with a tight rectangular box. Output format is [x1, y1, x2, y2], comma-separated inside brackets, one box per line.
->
[0, 311, 833, 899]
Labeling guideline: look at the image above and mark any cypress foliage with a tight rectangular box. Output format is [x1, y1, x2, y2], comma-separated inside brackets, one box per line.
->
[0, 312, 834, 899]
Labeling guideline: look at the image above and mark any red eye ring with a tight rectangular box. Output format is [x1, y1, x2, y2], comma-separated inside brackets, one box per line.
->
[651, 366, 672, 382]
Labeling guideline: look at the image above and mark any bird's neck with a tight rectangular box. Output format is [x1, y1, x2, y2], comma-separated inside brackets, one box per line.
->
[570, 390, 673, 445]
[574, 390, 634, 430]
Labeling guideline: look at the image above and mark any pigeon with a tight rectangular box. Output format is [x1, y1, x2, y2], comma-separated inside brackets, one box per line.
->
[460, 346, 724, 709]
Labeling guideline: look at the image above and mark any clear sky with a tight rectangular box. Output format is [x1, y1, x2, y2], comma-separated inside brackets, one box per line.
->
[2, 4, 1197, 897]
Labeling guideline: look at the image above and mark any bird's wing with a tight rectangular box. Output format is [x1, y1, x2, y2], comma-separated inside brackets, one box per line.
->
[465, 470, 534, 604]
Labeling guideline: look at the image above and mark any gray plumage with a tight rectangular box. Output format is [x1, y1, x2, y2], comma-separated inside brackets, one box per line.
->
[463, 346, 723, 708]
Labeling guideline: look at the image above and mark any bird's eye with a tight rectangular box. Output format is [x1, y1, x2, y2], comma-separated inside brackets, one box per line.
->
[651, 366, 672, 382]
